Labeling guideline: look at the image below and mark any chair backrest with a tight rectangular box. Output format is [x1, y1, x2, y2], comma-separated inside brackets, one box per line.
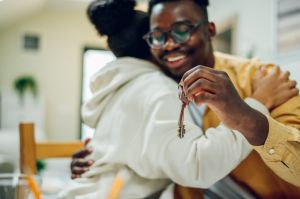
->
[19, 122, 84, 174]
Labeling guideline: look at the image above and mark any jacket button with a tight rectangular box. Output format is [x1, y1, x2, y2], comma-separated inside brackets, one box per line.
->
[268, 148, 275, 155]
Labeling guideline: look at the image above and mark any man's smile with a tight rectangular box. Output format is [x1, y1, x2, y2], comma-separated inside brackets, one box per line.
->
[163, 52, 189, 69]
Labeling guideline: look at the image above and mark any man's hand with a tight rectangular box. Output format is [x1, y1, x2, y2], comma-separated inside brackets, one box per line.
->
[70, 139, 94, 179]
[252, 66, 299, 110]
[180, 65, 269, 145]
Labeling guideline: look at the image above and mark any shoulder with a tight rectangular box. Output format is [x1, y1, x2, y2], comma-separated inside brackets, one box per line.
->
[94, 57, 158, 76]
[213, 52, 277, 97]
[214, 51, 278, 78]
[214, 51, 263, 72]
[128, 70, 179, 106]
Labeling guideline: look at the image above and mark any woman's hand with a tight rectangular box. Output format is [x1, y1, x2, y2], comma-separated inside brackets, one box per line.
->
[252, 66, 299, 110]
[70, 138, 94, 179]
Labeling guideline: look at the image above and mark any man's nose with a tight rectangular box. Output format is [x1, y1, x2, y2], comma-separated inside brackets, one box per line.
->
[164, 35, 180, 51]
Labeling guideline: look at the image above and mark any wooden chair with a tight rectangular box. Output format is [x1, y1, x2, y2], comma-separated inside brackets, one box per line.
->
[19, 122, 128, 199]
[19, 122, 84, 175]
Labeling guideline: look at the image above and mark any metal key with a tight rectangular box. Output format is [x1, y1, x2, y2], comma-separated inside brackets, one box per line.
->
[178, 85, 187, 138]
[178, 102, 186, 138]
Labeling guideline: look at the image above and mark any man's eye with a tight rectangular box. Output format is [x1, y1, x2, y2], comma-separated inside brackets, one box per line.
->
[173, 31, 188, 37]
[152, 32, 165, 43]
[152, 32, 163, 39]
[174, 24, 190, 33]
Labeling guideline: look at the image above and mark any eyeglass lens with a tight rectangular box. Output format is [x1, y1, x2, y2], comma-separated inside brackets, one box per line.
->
[149, 23, 193, 48]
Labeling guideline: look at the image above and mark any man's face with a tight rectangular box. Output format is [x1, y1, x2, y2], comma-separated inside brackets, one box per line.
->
[149, 1, 215, 80]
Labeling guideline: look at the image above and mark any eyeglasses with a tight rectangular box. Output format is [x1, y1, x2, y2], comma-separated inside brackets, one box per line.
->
[143, 20, 206, 49]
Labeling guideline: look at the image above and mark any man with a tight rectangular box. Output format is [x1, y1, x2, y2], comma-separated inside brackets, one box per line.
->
[146, 0, 300, 197]
[66, 0, 300, 198]
[63, 1, 278, 198]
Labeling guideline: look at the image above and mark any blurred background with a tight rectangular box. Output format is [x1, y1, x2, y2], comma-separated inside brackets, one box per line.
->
[0, 0, 299, 141]
[0, 0, 299, 197]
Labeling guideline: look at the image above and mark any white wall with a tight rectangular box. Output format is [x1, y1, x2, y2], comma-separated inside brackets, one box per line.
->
[209, 0, 276, 60]
[0, 5, 107, 140]
[209, 0, 299, 84]
[0, 0, 46, 30]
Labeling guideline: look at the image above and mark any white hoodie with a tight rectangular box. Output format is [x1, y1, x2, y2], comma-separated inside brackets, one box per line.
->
[59, 57, 268, 199]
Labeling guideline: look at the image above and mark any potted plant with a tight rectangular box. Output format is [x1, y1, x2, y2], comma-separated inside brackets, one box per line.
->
[14, 76, 38, 101]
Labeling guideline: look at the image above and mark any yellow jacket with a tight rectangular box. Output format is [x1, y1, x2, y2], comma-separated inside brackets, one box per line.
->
[203, 52, 300, 198]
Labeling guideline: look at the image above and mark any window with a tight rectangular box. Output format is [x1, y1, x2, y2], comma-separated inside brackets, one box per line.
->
[81, 48, 115, 140]
[277, 0, 300, 54]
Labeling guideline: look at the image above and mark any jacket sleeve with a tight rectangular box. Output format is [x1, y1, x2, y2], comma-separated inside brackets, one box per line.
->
[252, 96, 300, 187]
[128, 92, 267, 188]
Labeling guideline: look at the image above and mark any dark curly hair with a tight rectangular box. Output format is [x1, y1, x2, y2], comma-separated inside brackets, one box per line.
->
[148, 0, 209, 22]
[87, 0, 150, 59]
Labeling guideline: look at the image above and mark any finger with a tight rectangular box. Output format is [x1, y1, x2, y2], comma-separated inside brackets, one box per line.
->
[283, 87, 299, 98]
[72, 147, 93, 158]
[278, 88, 299, 104]
[287, 80, 297, 89]
[71, 174, 81, 179]
[280, 70, 290, 81]
[71, 159, 94, 167]
[290, 88, 299, 97]
[255, 66, 267, 79]
[260, 65, 268, 76]
[71, 166, 89, 175]
[186, 78, 217, 100]
[181, 65, 202, 81]
[182, 65, 220, 81]
[279, 80, 297, 91]
[193, 91, 216, 106]
[182, 66, 217, 92]
[269, 66, 281, 76]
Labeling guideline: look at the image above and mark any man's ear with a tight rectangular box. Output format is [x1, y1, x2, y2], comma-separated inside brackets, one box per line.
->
[207, 22, 216, 37]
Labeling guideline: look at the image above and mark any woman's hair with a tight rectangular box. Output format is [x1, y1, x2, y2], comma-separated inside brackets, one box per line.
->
[87, 0, 150, 59]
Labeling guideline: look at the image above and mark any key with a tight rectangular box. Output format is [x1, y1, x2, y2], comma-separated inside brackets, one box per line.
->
[178, 85, 188, 139]
[178, 102, 186, 138]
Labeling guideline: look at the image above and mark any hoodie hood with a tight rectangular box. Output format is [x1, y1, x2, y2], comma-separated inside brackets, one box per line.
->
[82, 57, 158, 128]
